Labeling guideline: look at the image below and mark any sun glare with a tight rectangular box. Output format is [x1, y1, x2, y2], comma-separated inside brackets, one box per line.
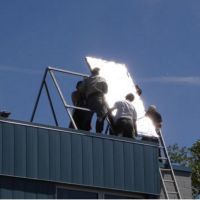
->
[85, 56, 158, 138]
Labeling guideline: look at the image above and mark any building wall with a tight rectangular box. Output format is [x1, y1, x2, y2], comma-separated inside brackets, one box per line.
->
[175, 170, 192, 199]
[0, 175, 148, 199]
[0, 119, 160, 197]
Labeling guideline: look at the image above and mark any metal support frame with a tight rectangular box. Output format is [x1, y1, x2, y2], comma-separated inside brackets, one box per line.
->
[44, 82, 58, 126]
[30, 66, 134, 134]
[30, 66, 90, 130]
[48, 69, 78, 129]
[30, 68, 48, 123]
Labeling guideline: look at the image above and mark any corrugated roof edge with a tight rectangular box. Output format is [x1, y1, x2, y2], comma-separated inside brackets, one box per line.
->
[0, 118, 160, 148]
[172, 164, 192, 173]
[159, 163, 192, 173]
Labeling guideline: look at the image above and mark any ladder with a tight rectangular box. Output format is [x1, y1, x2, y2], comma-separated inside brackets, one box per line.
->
[158, 130, 182, 199]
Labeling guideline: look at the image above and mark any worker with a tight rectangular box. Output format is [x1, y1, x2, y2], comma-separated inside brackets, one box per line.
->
[145, 105, 162, 133]
[109, 93, 137, 138]
[80, 68, 108, 133]
[69, 81, 91, 131]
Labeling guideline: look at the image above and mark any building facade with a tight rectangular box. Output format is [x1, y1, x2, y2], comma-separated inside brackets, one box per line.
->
[0, 119, 192, 199]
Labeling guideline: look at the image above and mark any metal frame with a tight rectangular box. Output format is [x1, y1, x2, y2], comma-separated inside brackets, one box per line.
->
[30, 66, 90, 130]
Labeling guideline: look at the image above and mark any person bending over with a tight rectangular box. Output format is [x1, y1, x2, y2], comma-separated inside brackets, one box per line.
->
[109, 93, 137, 138]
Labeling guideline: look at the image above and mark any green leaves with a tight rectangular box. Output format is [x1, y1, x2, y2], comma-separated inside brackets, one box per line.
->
[167, 143, 190, 167]
[167, 140, 200, 198]
[189, 140, 200, 198]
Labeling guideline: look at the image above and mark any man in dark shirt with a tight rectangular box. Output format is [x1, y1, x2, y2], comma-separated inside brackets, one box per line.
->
[145, 105, 162, 133]
[69, 81, 91, 131]
[80, 68, 108, 133]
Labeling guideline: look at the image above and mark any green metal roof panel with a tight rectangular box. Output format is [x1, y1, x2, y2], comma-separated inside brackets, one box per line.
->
[172, 164, 192, 173]
[26, 127, 38, 178]
[2, 123, 15, 175]
[0, 119, 160, 195]
[82, 136, 93, 185]
[103, 139, 114, 188]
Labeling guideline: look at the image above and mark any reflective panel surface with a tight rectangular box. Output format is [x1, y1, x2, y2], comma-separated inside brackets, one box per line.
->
[85, 56, 158, 138]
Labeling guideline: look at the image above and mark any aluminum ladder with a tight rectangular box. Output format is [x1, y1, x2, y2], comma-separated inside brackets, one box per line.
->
[158, 130, 182, 199]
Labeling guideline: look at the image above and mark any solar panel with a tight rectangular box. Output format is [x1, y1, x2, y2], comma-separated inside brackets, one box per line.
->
[85, 56, 158, 138]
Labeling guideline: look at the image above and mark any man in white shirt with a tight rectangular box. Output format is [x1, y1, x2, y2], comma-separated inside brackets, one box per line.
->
[109, 93, 137, 138]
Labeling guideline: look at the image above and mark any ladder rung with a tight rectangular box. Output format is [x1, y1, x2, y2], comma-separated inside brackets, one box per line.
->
[160, 168, 171, 172]
[163, 179, 175, 183]
[158, 156, 167, 160]
[158, 130, 182, 199]
[168, 191, 178, 194]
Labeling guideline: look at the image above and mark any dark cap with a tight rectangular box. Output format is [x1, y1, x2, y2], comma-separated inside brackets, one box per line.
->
[91, 67, 100, 75]
[76, 81, 83, 89]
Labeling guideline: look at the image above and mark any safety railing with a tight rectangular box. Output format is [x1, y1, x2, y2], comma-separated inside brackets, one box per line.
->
[30, 66, 92, 130]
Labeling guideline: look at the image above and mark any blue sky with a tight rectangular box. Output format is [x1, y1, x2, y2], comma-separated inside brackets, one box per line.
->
[0, 0, 199, 147]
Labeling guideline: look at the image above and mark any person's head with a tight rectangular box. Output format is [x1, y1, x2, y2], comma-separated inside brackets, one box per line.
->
[76, 81, 83, 90]
[125, 93, 135, 102]
[91, 67, 100, 76]
[148, 105, 157, 112]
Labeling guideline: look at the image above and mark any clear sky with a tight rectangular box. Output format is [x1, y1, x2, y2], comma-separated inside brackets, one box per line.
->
[0, 0, 199, 148]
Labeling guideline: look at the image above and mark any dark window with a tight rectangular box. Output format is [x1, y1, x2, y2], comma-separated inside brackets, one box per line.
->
[57, 188, 98, 199]
[104, 194, 135, 199]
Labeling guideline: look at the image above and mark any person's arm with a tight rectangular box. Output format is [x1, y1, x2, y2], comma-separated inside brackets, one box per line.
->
[102, 81, 108, 94]
[96, 78, 108, 94]
[106, 102, 118, 117]
[108, 107, 116, 113]
[133, 119, 137, 136]
[71, 91, 78, 105]
[78, 78, 87, 93]
[132, 107, 138, 136]
[72, 91, 80, 106]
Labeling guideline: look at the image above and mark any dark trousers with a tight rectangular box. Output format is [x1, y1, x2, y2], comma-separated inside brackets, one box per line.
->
[107, 113, 117, 136]
[69, 109, 91, 131]
[115, 118, 135, 138]
[86, 94, 107, 133]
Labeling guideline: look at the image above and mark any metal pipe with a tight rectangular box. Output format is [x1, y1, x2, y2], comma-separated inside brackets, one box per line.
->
[65, 105, 91, 112]
[48, 70, 78, 130]
[48, 66, 89, 78]
[44, 82, 59, 126]
[30, 68, 48, 122]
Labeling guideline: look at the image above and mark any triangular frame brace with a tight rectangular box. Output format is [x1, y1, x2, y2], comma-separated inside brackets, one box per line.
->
[30, 66, 90, 129]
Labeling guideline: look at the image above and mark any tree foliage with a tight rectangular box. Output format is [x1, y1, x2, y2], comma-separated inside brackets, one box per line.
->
[167, 143, 190, 166]
[189, 140, 200, 198]
[167, 140, 200, 198]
